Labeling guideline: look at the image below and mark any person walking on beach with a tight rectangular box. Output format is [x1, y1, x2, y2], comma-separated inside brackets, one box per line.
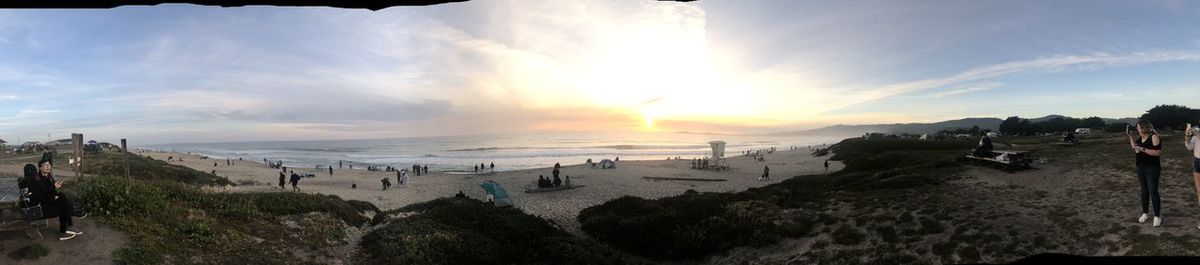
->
[278, 172, 286, 189]
[329, 165, 334, 177]
[1185, 122, 1200, 229]
[423, 165, 428, 174]
[761, 165, 770, 181]
[824, 160, 830, 173]
[289, 171, 301, 192]
[490, 162, 495, 171]
[1129, 120, 1163, 227]
[400, 169, 409, 185]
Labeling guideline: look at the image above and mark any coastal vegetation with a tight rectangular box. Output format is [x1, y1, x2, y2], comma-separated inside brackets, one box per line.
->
[63, 151, 376, 264]
[360, 197, 648, 264]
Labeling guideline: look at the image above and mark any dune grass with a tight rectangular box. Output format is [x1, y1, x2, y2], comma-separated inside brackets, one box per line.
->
[54, 151, 233, 186]
[57, 149, 378, 265]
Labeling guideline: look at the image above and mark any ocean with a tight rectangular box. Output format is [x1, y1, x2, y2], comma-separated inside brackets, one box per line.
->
[143, 132, 844, 172]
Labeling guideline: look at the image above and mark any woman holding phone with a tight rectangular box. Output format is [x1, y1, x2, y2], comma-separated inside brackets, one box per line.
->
[1185, 122, 1200, 229]
[1129, 120, 1163, 227]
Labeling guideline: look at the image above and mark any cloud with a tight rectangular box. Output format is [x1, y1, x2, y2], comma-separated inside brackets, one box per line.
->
[916, 82, 1003, 99]
[821, 51, 1200, 114]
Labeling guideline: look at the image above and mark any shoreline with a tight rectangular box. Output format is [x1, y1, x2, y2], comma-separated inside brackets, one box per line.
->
[137, 147, 843, 235]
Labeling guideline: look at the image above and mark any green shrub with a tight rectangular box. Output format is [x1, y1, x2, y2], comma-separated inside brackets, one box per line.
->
[920, 218, 945, 234]
[578, 192, 805, 261]
[115, 243, 162, 265]
[362, 197, 646, 265]
[8, 243, 49, 261]
[831, 225, 865, 245]
[875, 226, 899, 243]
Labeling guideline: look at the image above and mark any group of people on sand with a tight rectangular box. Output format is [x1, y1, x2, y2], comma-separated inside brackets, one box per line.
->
[691, 157, 712, 169]
[473, 162, 495, 173]
[17, 153, 89, 241]
[745, 150, 769, 161]
[279, 170, 302, 192]
[536, 163, 570, 188]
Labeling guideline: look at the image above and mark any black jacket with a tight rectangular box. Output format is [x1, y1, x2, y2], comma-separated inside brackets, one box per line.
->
[23, 175, 58, 207]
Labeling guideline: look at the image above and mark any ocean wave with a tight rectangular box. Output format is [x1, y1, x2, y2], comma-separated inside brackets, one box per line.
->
[589, 144, 710, 150]
[286, 147, 365, 153]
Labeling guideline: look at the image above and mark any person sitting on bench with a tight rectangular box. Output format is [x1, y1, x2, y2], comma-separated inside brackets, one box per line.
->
[972, 133, 995, 158]
[25, 159, 86, 241]
[1063, 131, 1077, 144]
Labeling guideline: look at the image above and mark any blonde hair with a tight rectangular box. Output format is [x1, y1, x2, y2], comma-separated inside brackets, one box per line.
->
[1136, 119, 1157, 134]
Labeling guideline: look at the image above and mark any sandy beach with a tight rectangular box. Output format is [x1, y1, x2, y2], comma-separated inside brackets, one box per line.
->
[136, 148, 842, 234]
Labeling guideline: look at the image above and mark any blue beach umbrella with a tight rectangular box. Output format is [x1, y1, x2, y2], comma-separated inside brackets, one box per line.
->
[479, 182, 512, 207]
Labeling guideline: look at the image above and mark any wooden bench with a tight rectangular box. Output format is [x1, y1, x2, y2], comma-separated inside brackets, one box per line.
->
[0, 178, 51, 240]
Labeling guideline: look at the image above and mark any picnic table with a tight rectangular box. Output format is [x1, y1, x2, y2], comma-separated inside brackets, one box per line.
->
[961, 150, 1033, 170]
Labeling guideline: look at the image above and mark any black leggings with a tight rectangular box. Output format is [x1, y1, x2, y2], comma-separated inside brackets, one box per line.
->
[1137, 164, 1162, 217]
[42, 196, 76, 233]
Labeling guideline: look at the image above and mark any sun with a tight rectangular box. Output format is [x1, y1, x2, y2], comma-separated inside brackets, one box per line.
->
[641, 111, 657, 130]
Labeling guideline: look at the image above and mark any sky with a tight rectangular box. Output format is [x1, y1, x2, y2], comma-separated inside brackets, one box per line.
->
[3, 0, 1200, 144]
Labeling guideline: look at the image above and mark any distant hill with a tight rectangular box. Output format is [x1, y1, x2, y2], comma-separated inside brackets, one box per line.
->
[1028, 114, 1137, 125]
[776, 115, 1137, 137]
[773, 117, 1002, 137]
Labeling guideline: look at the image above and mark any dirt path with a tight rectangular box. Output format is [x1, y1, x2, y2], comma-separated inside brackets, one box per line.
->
[0, 218, 130, 265]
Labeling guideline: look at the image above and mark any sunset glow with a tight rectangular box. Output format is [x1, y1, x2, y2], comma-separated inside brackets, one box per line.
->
[3, 1, 1200, 144]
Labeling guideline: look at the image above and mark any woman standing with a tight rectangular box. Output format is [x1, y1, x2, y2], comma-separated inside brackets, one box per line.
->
[1185, 122, 1200, 229]
[1129, 120, 1163, 227]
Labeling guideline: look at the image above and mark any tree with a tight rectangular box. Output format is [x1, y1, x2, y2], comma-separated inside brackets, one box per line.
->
[1140, 105, 1200, 131]
[1080, 117, 1106, 129]
[999, 116, 1023, 135]
[967, 125, 981, 135]
[1104, 122, 1129, 133]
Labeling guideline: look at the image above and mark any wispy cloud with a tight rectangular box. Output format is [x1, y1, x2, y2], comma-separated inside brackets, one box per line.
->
[822, 51, 1200, 114]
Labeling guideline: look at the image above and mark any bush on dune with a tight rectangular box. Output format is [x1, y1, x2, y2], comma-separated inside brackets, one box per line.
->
[62, 151, 233, 186]
[362, 197, 647, 265]
[577, 137, 972, 261]
[577, 192, 810, 261]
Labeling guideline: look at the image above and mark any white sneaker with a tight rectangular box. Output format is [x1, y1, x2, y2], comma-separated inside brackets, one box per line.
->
[58, 233, 77, 241]
[66, 230, 84, 235]
[1153, 217, 1163, 227]
[1138, 213, 1149, 223]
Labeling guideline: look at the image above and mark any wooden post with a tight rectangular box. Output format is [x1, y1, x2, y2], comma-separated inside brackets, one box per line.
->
[122, 139, 130, 181]
[72, 133, 83, 178]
